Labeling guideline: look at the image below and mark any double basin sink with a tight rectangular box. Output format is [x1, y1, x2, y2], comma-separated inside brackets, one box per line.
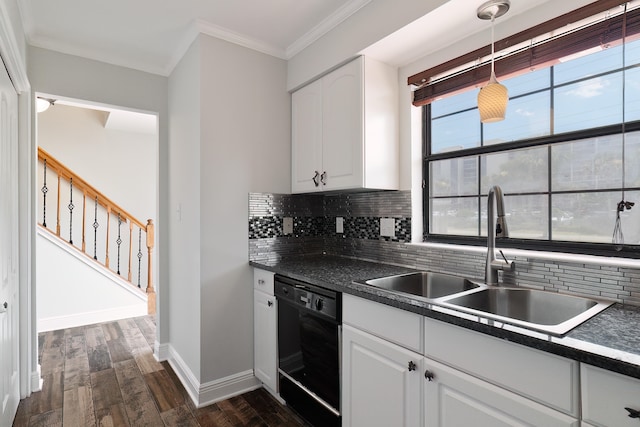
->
[358, 271, 613, 336]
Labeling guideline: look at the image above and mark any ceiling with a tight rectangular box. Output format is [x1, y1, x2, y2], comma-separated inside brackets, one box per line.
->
[19, 0, 594, 80]
[18, 0, 371, 76]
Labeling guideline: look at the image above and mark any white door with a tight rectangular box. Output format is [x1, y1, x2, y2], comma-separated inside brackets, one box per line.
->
[253, 290, 277, 392]
[423, 358, 578, 427]
[0, 53, 20, 427]
[342, 324, 421, 427]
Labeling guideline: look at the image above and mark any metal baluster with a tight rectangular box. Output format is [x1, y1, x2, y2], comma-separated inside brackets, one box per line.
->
[116, 213, 122, 275]
[93, 196, 99, 260]
[68, 178, 74, 244]
[41, 159, 48, 227]
[137, 228, 143, 288]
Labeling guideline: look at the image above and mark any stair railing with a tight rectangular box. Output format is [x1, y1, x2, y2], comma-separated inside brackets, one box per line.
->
[37, 147, 155, 314]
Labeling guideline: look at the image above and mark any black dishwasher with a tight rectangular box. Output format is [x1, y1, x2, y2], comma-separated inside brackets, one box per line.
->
[275, 275, 341, 427]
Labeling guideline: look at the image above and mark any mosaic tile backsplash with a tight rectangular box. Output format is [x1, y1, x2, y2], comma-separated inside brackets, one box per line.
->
[249, 191, 640, 306]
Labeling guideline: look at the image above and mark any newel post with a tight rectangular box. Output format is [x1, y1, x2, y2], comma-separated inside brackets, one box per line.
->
[146, 219, 156, 315]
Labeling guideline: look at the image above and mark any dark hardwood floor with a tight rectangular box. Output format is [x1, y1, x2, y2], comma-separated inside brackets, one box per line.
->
[12, 316, 306, 427]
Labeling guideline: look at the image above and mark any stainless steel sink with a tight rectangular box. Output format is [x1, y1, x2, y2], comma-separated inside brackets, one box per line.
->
[441, 287, 613, 336]
[363, 271, 483, 300]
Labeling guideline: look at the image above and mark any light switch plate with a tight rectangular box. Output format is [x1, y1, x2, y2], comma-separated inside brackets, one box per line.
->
[336, 217, 344, 233]
[283, 217, 293, 235]
[380, 218, 395, 237]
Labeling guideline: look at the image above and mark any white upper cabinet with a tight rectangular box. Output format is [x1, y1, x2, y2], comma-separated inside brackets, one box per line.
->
[291, 56, 399, 193]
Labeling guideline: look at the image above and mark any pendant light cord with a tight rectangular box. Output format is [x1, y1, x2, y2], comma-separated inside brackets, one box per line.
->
[490, 15, 496, 81]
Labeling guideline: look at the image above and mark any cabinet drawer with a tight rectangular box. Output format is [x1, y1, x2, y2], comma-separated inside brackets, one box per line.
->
[253, 268, 274, 295]
[424, 317, 579, 416]
[582, 364, 640, 426]
[343, 294, 422, 353]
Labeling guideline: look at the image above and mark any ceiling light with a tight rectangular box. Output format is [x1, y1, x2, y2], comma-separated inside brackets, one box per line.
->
[36, 97, 55, 113]
[477, 0, 510, 123]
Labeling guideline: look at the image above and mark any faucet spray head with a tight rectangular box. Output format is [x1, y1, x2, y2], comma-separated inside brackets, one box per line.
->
[496, 215, 508, 238]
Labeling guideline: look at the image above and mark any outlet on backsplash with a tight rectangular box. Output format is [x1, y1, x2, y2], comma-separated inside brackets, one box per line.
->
[380, 218, 395, 237]
[336, 217, 344, 233]
[283, 217, 293, 235]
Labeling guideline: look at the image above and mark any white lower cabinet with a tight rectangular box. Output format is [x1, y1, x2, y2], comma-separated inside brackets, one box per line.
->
[581, 363, 640, 427]
[342, 324, 422, 427]
[423, 357, 579, 427]
[253, 269, 278, 394]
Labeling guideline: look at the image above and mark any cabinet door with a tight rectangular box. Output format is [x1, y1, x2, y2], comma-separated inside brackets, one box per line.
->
[581, 364, 640, 427]
[322, 58, 364, 191]
[423, 358, 579, 427]
[292, 78, 323, 193]
[254, 290, 278, 393]
[342, 324, 421, 427]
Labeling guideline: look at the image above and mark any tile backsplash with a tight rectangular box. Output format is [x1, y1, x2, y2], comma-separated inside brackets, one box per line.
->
[249, 191, 640, 306]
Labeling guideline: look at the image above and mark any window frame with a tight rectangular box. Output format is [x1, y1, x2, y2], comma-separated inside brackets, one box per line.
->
[422, 112, 640, 260]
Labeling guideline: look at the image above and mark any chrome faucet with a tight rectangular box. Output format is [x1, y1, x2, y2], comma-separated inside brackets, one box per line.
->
[486, 185, 514, 285]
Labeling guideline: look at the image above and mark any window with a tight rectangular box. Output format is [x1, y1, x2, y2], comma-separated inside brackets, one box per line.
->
[424, 37, 640, 256]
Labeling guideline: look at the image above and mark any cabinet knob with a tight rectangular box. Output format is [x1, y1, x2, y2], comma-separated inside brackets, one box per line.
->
[267, 300, 273, 307]
[258, 279, 265, 285]
[625, 407, 640, 419]
[312, 171, 320, 187]
[424, 370, 435, 382]
[408, 361, 416, 372]
[320, 171, 327, 185]
[0, 302, 6, 314]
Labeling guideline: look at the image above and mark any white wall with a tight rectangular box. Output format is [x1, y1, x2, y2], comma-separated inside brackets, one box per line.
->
[37, 104, 157, 224]
[198, 33, 290, 384]
[36, 231, 146, 332]
[168, 38, 202, 380]
[27, 46, 170, 347]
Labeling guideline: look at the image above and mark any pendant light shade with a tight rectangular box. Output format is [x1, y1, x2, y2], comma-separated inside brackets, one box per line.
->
[477, 0, 510, 123]
[478, 74, 508, 123]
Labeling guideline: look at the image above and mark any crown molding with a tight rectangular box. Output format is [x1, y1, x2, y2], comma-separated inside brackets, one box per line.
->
[286, 0, 372, 59]
[195, 19, 287, 59]
[28, 35, 169, 76]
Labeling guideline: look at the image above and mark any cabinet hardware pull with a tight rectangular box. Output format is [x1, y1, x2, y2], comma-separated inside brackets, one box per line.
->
[258, 279, 265, 285]
[424, 370, 435, 381]
[408, 361, 416, 371]
[0, 302, 6, 314]
[625, 407, 640, 419]
[267, 300, 273, 307]
[320, 171, 327, 185]
[312, 171, 320, 187]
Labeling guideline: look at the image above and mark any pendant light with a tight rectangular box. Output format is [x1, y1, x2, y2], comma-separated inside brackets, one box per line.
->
[477, 0, 510, 123]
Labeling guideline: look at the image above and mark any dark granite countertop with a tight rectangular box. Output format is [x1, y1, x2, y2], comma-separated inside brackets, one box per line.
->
[251, 254, 640, 380]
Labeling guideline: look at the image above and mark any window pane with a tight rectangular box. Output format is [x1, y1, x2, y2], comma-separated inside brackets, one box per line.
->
[479, 195, 548, 239]
[483, 91, 551, 144]
[480, 147, 548, 194]
[430, 157, 478, 197]
[431, 90, 478, 118]
[554, 72, 623, 134]
[626, 67, 640, 122]
[431, 110, 481, 154]
[627, 38, 640, 67]
[502, 68, 550, 97]
[551, 192, 640, 243]
[625, 131, 640, 187]
[430, 198, 479, 236]
[554, 44, 622, 85]
[552, 135, 622, 191]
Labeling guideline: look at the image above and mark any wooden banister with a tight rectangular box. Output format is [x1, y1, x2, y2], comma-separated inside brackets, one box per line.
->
[37, 147, 156, 314]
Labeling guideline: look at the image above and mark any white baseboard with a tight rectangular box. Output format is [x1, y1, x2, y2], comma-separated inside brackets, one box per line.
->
[30, 365, 42, 393]
[155, 341, 170, 361]
[166, 344, 261, 408]
[37, 305, 147, 332]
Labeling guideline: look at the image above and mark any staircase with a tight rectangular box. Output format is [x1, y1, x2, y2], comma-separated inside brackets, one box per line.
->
[36, 147, 155, 329]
